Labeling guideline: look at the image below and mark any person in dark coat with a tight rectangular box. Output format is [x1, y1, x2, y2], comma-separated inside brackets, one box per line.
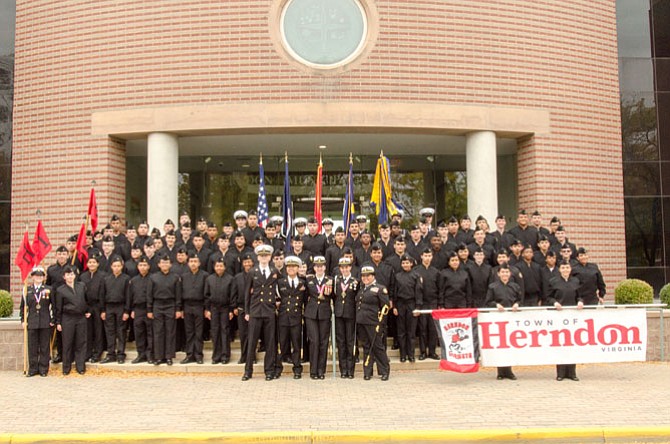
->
[356, 264, 390, 381]
[204, 257, 235, 364]
[55, 266, 90, 375]
[100, 256, 131, 364]
[392, 254, 423, 363]
[572, 248, 606, 306]
[466, 248, 492, 308]
[414, 248, 441, 360]
[180, 252, 208, 364]
[439, 252, 471, 308]
[546, 260, 584, 381]
[517, 244, 542, 307]
[333, 257, 359, 378]
[540, 251, 560, 304]
[275, 255, 306, 378]
[78, 255, 107, 363]
[128, 256, 153, 364]
[303, 256, 333, 379]
[234, 254, 254, 364]
[147, 255, 182, 366]
[20, 267, 54, 377]
[485, 265, 522, 380]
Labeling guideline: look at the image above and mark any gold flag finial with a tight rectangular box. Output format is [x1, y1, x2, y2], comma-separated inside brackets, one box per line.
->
[285, 151, 288, 163]
[380, 150, 384, 158]
[349, 152, 353, 163]
[319, 152, 323, 166]
[260, 153, 263, 165]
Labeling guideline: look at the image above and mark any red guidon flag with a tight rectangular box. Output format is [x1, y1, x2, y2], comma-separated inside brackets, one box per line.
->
[88, 188, 98, 233]
[432, 308, 480, 373]
[32, 220, 52, 265]
[14, 230, 36, 281]
[74, 222, 88, 269]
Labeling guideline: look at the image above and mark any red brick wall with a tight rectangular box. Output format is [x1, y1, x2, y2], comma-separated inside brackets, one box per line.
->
[10, 0, 624, 300]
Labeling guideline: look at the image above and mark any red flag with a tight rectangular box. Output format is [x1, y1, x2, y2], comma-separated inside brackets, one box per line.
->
[313, 159, 323, 232]
[14, 230, 36, 281]
[31, 220, 52, 265]
[75, 222, 88, 270]
[88, 188, 98, 233]
[432, 308, 480, 373]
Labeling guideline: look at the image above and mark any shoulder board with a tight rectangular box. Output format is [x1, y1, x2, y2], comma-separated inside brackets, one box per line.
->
[382, 288, 388, 294]
[371, 287, 379, 293]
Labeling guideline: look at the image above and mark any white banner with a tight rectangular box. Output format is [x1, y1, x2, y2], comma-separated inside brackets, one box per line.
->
[478, 308, 647, 366]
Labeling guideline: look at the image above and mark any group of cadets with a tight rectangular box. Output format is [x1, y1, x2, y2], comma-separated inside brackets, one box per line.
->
[23, 207, 605, 382]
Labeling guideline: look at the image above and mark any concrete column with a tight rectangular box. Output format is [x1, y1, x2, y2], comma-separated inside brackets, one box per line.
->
[466, 131, 498, 225]
[147, 132, 179, 231]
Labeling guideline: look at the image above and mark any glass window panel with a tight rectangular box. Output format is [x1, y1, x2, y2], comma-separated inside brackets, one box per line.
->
[617, 0, 652, 58]
[0, 0, 15, 57]
[657, 92, 670, 160]
[652, 0, 670, 58]
[626, 267, 665, 295]
[623, 161, 661, 195]
[0, 201, 9, 275]
[0, 276, 9, 293]
[661, 161, 670, 195]
[621, 96, 659, 161]
[619, 58, 655, 93]
[624, 197, 663, 267]
[655, 57, 670, 92]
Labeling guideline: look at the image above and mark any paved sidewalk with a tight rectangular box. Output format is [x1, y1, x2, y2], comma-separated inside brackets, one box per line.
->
[1, 363, 670, 438]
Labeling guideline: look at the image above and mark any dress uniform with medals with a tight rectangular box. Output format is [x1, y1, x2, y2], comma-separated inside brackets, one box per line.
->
[356, 265, 390, 381]
[276, 256, 306, 378]
[20, 267, 54, 377]
[243, 244, 280, 381]
[304, 256, 333, 379]
[333, 257, 359, 378]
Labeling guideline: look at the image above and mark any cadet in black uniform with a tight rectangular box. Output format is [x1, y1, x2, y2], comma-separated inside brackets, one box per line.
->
[356, 265, 390, 381]
[47, 245, 70, 363]
[20, 267, 54, 377]
[509, 210, 539, 250]
[304, 256, 333, 379]
[572, 248, 606, 305]
[546, 260, 583, 381]
[243, 244, 280, 380]
[128, 256, 153, 364]
[439, 252, 472, 308]
[517, 244, 542, 307]
[325, 227, 347, 275]
[78, 256, 106, 363]
[147, 255, 182, 366]
[303, 216, 328, 256]
[180, 252, 208, 364]
[393, 254, 423, 362]
[276, 256, 306, 378]
[205, 257, 235, 364]
[485, 264, 522, 380]
[466, 248, 492, 308]
[333, 257, 359, 378]
[414, 248, 441, 360]
[234, 254, 254, 364]
[55, 266, 89, 375]
[540, 251, 560, 304]
[100, 256, 130, 364]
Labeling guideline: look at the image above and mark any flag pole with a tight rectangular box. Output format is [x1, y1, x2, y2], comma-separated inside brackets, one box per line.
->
[22, 221, 29, 375]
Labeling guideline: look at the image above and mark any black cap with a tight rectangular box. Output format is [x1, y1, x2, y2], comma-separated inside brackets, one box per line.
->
[241, 253, 254, 262]
[394, 236, 405, 244]
[177, 246, 188, 254]
[461, 214, 471, 221]
[538, 235, 549, 242]
[207, 221, 216, 228]
[234, 230, 245, 238]
[497, 248, 510, 256]
[67, 235, 77, 243]
[110, 255, 124, 265]
[421, 247, 432, 255]
[379, 223, 389, 229]
[187, 251, 199, 259]
[272, 249, 285, 258]
[532, 210, 541, 216]
[335, 226, 345, 234]
[511, 239, 522, 246]
[165, 230, 176, 237]
[62, 265, 77, 275]
[370, 242, 382, 251]
[56, 246, 68, 253]
[164, 219, 175, 226]
[476, 215, 486, 222]
[144, 239, 155, 247]
[518, 209, 527, 215]
[138, 256, 150, 264]
[410, 224, 420, 231]
[546, 251, 557, 257]
[448, 216, 458, 224]
[400, 254, 413, 263]
[110, 214, 120, 221]
[180, 210, 189, 216]
[550, 216, 560, 223]
[307, 216, 317, 224]
[197, 216, 207, 222]
[87, 255, 100, 263]
[577, 247, 588, 255]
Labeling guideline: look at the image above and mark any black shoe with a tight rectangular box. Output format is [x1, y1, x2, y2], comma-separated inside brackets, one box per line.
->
[294, 373, 301, 379]
[180, 357, 195, 364]
[242, 374, 251, 381]
[347, 374, 354, 379]
[147, 359, 154, 365]
[131, 356, 147, 364]
[265, 375, 273, 381]
[258, 346, 266, 353]
[556, 377, 564, 381]
[100, 356, 115, 364]
[364, 375, 371, 380]
[77, 370, 85, 375]
[497, 375, 504, 380]
[318, 374, 325, 380]
[391, 342, 399, 350]
[569, 376, 580, 381]
[418, 353, 426, 361]
[355, 357, 360, 363]
[408, 356, 415, 363]
[89, 357, 99, 363]
[40, 373, 47, 377]
[237, 358, 246, 364]
[196, 359, 203, 365]
[52, 355, 62, 364]
[26, 372, 36, 377]
[63, 370, 70, 376]
[282, 357, 291, 364]
[400, 357, 406, 363]
[222, 358, 229, 364]
[211, 359, 221, 365]
[310, 375, 318, 380]
[166, 359, 173, 366]
[381, 374, 389, 381]
[507, 374, 517, 380]
[429, 353, 440, 360]
[274, 373, 281, 379]
[341, 374, 348, 379]
[117, 358, 125, 364]
[154, 359, 164, 366]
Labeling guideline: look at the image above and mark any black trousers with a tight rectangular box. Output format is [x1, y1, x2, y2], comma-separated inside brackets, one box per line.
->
[153, 303, 176, 361]
[396, 302, 418, 359]
[557, 364, 577, 379]
[237, 312, 250, 362]
[133, 307, 153, 360]
[305, 317, 331, 376]
[210, 306, 230, 362]
[86, 304, 105, 360]
[183, 303, 204, 360]
[497, 366, 515, 377]
[418, 312, 438, 355]
[61, 313, 87, 374]
[523, 292, 540, 307]
[302, 321, 310, 361]
[335, 317, 355, 376]
[278, 322, 302, 375]
[245, 315, 276, 377]
[357, 323, 389, 378]
[28, 327, 51, 375]
[104, 303, 127, 358]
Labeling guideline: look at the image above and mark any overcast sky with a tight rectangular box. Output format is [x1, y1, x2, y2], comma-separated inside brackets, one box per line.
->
[0, 0, 15, 56]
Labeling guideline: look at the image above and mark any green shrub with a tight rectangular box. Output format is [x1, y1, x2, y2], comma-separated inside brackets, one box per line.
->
[660, 284, 670, 308]
[0, 290, 13, 318]
[614, 279, 654, 304]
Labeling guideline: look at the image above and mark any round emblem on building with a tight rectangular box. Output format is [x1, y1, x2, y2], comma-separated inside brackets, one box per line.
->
[280, 0, 367, 69]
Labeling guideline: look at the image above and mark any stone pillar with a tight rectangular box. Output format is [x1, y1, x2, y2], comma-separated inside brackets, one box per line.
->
[466, 131, 498, 225]
[147, 132, 179, 231]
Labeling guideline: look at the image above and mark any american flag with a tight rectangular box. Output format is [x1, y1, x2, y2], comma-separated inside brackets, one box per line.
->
[257, 156, 269, 228]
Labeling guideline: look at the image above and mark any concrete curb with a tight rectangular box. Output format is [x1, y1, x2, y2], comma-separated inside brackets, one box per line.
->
[3, 427, 670, 443]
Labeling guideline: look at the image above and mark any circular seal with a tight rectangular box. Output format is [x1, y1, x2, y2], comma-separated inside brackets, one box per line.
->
[280, 0, 367, 69]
